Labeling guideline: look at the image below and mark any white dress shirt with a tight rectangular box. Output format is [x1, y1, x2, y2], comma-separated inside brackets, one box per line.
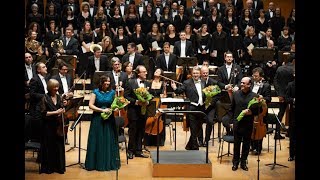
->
[164, 53, 170, 69]
[129, 53, 135, 65]
[38, 74, 48, 94]
[59, 73, 69, 94]
[25, 64, 33, 80]
[226, 64, 232, 79]
[180, 40, 186, 57]
[94, 57, 100, 71]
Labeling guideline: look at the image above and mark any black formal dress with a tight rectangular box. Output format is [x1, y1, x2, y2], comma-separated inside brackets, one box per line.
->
[39, 94, 66, 174]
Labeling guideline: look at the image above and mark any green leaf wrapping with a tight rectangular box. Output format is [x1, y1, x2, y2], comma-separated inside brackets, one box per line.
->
[236, 97, 262, 121]
[202, 85, 221, 109]
[101, 96, 130, 120]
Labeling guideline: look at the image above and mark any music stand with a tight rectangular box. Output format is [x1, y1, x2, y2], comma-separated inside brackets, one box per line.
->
[265, 108, 289, 170]
[92, 71, 110, 89]
[66, 96, 86, 168]
[163, 71, 176, 97]
[143, 100, 158, 153]
[252, 47, 275, 63]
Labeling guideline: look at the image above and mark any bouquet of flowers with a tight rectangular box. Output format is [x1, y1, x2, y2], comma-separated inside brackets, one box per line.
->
[202, 85, 221, 109]
[101, 96, 130, 120]
[236, 97, 267, 121]
[134, 87, 153, 115]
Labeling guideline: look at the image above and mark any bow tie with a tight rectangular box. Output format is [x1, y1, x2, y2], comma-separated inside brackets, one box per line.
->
[120, 4, 124, 6]
[173, 10, 177, 12]
[140, 81, 145, 84]
[194, 80, 201, 84]
[226, 65, 232, 69]
[254, 82, 262, 86]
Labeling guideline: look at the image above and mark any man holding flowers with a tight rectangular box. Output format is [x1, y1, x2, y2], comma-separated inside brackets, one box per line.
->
[124, 65, 151, 159]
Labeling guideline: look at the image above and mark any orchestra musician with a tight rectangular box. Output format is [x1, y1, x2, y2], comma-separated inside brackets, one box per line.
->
[229, 77, 259, 171]
[39, 79, 66, 174]
[53, 26, 79, 57]
[198, 65, 227, 147]
[124, 65, 151, 159]
[108, 57, 128, 90]
[173, 31, 195, 58]
[121, 42, 144, 70]
[51, 62, 74, 144]
[217, 51, 243, 135]
[144, 68, 166, 146]
[87, 44, 112, 81]
[171, 66, 206, 150]
[156, 42, 177, 72]
[250, 67, 271, 155]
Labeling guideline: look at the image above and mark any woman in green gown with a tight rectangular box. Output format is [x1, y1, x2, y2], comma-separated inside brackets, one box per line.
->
[85, 75, 120, 171]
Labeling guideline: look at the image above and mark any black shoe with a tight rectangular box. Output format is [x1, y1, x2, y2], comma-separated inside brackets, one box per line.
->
[128, 152, 134, 159]
[274, 134, 285, 140]
[232, 165, 238, 171]
[240, 164, 248, 171]
[288, 157, 295, 161]
[198, 141, 204, 147]
[135, 153, 149, 158]
[203, 141, 208, 147]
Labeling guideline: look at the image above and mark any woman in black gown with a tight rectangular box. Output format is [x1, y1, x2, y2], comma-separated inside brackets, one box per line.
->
[39, 79, 66, 174]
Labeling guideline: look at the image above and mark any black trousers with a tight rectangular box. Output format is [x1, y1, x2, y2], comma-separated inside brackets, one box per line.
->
[128, 117, 146, 154]
[198, 107, 216, 142]
[233, 125, 252, 165]
[186, 105, 205, 150]
[289, 107, 296, 158]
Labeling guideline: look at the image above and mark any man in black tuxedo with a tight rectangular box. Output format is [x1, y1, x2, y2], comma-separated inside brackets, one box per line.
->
[25, 53, 37, 97]
[107, 57, 128, 90]
[51, 62, 74, 144]
[250, 67, 271, 155]
[230, 77, 258, 171]
[156, 42, 177, 72]
[54, 27, 79, 57]
[232, 0, 243, 18]
[51, 62, 74, 97]
[87, 45, 112, 81]
[198, 66, 227, 147]
[121, 43, 144, 70]
[29, 62, 49, 142]
[124, 65, 151, 159]
[171, 66, 206, 150]
[173, 31, 194, 58]
[217, 51, 242, 136]
[62, 0, 80, 16]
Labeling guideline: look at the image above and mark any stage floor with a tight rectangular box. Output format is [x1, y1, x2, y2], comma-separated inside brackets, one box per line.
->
[25, 120, 295, 179]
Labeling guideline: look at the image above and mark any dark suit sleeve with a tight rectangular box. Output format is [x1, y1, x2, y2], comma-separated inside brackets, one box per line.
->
[29, 78, 45, 101]
[263, 83, 272, 104]
[124, 79, 136, 106]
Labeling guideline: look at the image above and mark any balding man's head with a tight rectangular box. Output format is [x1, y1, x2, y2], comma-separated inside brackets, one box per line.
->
[240, 77, 252, 92]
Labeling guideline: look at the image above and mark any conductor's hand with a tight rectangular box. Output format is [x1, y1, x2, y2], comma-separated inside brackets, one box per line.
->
[171, 81, 177, 90]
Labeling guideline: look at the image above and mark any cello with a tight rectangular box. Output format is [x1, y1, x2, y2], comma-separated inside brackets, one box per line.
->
[251, 97, 268, 140]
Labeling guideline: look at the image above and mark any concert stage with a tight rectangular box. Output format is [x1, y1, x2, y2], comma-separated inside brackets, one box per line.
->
[150, 150, 212, 178]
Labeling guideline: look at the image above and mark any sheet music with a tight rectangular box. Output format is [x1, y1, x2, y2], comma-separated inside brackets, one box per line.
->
[137, 44, 144, 52]
[81, 43, 91, 53]
[161, 97, 185, 103]
[170, 45, 174, 53]
[116, 45, 124, 52]
[152, 41, 162, 50]
[247, 43, 254, 51]
[198, 45, 209, 53]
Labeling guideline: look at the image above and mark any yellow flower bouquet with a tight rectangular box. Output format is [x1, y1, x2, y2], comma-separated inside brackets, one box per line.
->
[134, 87, 153, 115]
[101, 96, 130, 120]
[202, 85, 221, 109]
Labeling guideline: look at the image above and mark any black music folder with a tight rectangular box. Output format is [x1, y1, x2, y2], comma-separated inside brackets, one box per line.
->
[177, 57, 198, 66]
[252, 47, 275, 62]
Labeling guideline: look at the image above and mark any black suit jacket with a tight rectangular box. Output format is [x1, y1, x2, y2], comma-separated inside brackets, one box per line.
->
[156, 53, 177, 72]
[53, 36, 79, 55]
[107, 71, 128, 90]
[231, 90, 258, 134]
[121, 53, 144, 69]
[232, 0, 244, 17]
[217, 63, 243, 87]
[251, 80, 272, 104]
[124, 78, 151, 121]
[174, 78, 206, 105]
[273, 63, 294, 97]
[51, 73, 74, 95]
[87, 55, 112, 78]
[173, 41, 194, 57]
[29, 74, 48, 119]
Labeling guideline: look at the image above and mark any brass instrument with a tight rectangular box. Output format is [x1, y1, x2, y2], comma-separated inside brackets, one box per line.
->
[51, 39, 64, 51]
[25, 37, 41, 54]
[89, 43, 102, 53]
